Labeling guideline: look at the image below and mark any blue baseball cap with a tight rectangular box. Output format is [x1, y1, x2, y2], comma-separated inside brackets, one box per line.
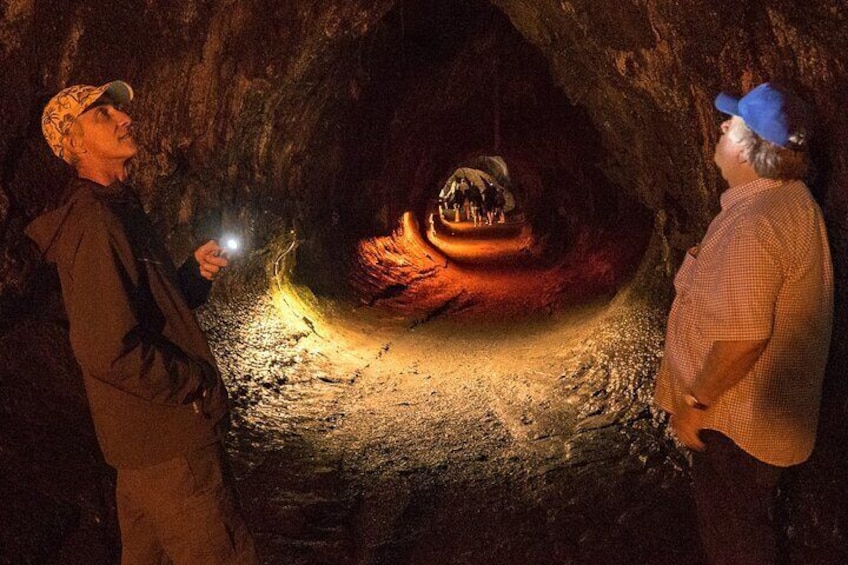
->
[715, 82, 811, 149]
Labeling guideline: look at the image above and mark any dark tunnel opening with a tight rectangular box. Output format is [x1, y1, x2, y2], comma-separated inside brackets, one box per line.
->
[287, 0, 652, 319]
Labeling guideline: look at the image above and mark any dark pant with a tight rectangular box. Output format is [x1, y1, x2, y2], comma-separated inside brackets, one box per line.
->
[116, 442, 259, 565]
[691, 430, 783, 565]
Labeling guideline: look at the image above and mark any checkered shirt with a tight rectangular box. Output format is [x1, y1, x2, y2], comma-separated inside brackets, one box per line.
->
[655, 178, 833, 466]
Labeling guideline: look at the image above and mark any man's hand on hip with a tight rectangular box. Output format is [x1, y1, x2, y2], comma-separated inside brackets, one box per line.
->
[671, 405, 706, 451]
[668, 339, 769, 452]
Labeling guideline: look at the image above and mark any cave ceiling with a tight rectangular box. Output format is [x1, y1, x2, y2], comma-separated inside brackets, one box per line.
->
[1, 0, 847, 299]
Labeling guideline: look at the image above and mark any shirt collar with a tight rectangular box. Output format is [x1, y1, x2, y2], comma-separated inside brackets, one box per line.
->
[72, 177, 133, 199]
[720, 178, 784, 211]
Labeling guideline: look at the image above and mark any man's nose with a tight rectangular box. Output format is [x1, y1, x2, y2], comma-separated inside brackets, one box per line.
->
[113, 108, 132, 126]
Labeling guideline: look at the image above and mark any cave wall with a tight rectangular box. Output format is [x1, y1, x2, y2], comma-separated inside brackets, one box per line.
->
[1, 0, 848, 561]
[3, 1, 845, 297]
[496, 1, 848, 240]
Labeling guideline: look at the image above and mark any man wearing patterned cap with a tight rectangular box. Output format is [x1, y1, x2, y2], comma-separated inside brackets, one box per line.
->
[26, 81, 258, 563]
[654, 83, 833, 564]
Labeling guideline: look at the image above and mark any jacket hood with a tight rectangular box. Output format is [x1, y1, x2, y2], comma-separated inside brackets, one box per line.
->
[24, 178, 130, 262]
[24, 200, 78, 263]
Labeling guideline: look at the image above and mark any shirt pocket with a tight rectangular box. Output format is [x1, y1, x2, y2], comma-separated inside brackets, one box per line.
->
[673, 249, 698, 296]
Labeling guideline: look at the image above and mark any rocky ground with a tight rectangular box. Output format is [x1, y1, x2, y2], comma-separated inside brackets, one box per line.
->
[1, 220, 701, 565]
[0, 212, 704, 564]
[201, 284, 703, 565]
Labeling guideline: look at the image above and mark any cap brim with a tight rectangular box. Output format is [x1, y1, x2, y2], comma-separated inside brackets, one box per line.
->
[103, 81, 134, 105]
[715, 92, 740, 116]
[83, 81, 134, 113]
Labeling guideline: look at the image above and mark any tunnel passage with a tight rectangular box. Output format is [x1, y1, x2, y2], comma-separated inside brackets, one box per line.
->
[3, 0, 848, 563]
[287, 0, 653, 321]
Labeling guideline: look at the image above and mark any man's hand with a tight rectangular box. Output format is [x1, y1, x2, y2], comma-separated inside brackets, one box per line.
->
[194, 240, 229, 281]
[670, 404, 706, 451]
[667, 339, 768, 451]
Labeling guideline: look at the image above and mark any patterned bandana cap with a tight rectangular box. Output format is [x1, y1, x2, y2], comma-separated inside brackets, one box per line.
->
[41, 80, 134, 161]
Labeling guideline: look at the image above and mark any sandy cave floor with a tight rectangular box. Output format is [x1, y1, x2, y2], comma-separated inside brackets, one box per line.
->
[198, 222, 705, 565]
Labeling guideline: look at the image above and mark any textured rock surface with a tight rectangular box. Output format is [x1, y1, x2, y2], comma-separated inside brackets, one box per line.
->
[2, 0, 847, 562]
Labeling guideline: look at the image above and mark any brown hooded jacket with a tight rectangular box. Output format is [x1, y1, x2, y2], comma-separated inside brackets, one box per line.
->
[25, 178, 228, 469]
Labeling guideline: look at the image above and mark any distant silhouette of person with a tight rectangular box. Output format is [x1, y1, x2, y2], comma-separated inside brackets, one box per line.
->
[482, 179, 498, 225]
[494, 188, 507, 223]
[439, 177, 458, 219]
[466, 181, 483, 226]
[454, 178, 468, 222]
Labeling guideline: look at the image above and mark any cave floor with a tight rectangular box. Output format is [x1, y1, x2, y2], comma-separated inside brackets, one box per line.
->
[202, 284, 704, 565]
[426, 215, 534, 264]
[350, 212, 646, 325]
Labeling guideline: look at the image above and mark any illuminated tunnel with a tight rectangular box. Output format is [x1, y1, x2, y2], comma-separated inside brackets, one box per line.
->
[1, 0, 848, 563]
[285, 1, 652, 320]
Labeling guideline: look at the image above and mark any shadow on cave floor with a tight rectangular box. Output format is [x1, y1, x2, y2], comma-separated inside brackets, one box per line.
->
[200, 284, 705, 565]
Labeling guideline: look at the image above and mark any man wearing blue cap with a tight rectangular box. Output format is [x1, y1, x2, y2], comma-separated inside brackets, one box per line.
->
[27, 81, 259, 563]
[654, 83, 833, 564]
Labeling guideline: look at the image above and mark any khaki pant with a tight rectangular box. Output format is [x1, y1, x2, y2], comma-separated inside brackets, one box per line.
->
[116, 442, 259, 565]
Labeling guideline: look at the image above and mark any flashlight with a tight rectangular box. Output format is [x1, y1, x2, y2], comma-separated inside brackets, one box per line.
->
[220, 235, 241, 255]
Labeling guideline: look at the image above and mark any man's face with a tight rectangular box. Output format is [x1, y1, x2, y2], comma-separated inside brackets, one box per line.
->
[713, 116, 745, 179]
[71, 102, 138, 164]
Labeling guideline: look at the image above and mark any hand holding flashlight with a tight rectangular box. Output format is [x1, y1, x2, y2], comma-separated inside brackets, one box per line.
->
[194, 240, 230, 281]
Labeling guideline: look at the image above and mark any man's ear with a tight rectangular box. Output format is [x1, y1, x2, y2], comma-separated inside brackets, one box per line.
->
[62, 128, 85, 163]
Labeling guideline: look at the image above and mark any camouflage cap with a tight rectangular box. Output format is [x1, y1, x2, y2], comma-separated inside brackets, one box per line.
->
[41, 80, 134, 161]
